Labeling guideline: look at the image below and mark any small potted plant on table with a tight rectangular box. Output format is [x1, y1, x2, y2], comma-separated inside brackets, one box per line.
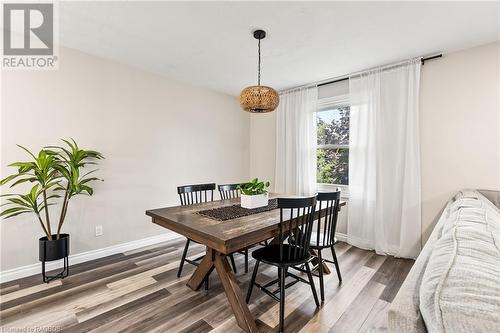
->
[238, 178, 270, 209]
[1, 139, 103, 282]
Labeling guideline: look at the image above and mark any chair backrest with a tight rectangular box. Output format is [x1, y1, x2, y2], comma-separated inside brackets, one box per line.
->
[315, 191, 341, 247]
[177, 183, 216, 206]
[278, 196, 317, 262]
[218, 183, 241, 200]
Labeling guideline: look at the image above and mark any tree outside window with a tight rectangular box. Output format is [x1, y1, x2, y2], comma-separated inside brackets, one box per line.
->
[316, 105, 350, 185]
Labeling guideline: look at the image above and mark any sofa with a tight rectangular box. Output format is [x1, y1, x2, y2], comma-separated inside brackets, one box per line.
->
[388, 189, 500, 332]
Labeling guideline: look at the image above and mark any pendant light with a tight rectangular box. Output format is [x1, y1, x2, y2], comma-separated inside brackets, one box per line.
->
[239, 30, 279, 113]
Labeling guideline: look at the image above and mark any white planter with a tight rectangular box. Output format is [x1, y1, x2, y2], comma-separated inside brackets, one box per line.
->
[240, 193, 269, 209]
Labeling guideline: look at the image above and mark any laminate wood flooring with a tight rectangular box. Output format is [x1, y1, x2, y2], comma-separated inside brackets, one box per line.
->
[0, 237, 413, 333]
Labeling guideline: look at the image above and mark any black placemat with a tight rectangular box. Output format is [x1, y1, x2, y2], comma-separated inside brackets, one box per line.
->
[197, 198, 278, 221]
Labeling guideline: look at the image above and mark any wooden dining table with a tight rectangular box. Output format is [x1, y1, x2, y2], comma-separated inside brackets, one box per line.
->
[146, 194, 346, 333]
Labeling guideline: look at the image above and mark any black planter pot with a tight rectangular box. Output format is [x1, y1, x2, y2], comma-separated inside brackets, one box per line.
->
[39, 234, 70, 283]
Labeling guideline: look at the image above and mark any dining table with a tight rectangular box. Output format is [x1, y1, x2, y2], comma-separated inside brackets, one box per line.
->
[146, 193, 346, 333]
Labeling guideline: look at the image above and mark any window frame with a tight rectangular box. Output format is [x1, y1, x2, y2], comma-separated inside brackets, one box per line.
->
[316, 93, 350, 196]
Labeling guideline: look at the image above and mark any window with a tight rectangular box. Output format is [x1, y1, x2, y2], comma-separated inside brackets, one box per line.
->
[316, 105, 350, 186]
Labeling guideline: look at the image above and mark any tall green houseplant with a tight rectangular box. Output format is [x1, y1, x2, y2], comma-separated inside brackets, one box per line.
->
[1, 139, 103, 240]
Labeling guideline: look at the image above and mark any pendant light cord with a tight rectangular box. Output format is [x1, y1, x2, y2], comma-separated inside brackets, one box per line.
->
[258, 38, 261, 86]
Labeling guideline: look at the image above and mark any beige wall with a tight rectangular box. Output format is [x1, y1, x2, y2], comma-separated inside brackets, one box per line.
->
[249, 113, 277, 187]
[1, 47, 250, 271]
[249, 42, 500, 244]
[420, 42, 500, 243]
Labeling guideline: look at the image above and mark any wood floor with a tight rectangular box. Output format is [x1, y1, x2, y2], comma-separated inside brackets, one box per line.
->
[0, 237, 413, 333]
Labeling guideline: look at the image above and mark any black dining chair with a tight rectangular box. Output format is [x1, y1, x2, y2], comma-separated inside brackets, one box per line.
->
[291, 191, 342, 302]
[246, 196, 319, 333]
[176, 183, 238, 289]
[218, 183, 249, 273]
[218, 183, 241, 200]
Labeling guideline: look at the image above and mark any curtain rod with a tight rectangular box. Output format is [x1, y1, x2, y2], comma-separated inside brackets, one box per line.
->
[317, 54, 442, 87]
[280, 53, 442, 93]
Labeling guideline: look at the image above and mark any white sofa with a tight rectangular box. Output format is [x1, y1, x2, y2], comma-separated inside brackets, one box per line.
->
[388, 189, 500, 332]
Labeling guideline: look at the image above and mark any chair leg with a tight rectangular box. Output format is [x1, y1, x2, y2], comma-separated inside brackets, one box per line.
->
[317, 249, 325, 302]
[204, 276, 209, 290]
[244, 249, 249, 273]
[177, 238, 191, 278]
[229, 254, 237, 274]
[305, 262, 320, 307]
[246, 260, 260, 303]
[331, 245, 342, 282]
[279, 267, 286, 333]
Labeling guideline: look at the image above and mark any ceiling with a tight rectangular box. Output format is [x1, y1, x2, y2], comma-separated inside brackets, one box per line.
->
[59, 1, 500, 96]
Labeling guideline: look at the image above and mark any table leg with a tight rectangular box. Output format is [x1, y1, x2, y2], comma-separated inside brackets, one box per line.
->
[213, 251, 259, 333]
[187, 247, 215, 291]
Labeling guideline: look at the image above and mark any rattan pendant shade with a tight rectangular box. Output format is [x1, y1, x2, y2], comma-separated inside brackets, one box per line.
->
[240, 85, 279, 113]
[239, 30, 279, 113]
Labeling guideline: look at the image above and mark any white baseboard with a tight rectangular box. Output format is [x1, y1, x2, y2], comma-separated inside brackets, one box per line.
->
[335, 232, 347, 243]
[2, 232, 348, 283]
[0, 232, 181, 283]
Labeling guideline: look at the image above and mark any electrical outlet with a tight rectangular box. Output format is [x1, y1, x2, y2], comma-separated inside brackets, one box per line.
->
[95, 225, 103, 237]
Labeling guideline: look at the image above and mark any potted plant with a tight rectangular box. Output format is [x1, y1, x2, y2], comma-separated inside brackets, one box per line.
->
[0, 139, 103, 282]
[238, 178, 271, 209]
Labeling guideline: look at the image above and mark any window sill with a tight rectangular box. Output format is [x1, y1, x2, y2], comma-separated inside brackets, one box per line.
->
[317, 183, 350, 199]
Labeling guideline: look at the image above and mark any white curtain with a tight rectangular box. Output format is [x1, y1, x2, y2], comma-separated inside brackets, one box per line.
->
[275, 87, 318, 196]
[348, 59, 422, 258]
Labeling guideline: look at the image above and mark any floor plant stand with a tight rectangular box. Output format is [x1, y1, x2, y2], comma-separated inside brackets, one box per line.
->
[41, 256, 69, 283]
[39, 233, 70, 283]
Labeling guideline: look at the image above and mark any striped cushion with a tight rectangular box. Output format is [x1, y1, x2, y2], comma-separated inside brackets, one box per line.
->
[419, 191, 500, 332]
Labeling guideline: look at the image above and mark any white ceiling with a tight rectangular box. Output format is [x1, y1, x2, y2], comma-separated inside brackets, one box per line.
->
[59, 1, 500, 96]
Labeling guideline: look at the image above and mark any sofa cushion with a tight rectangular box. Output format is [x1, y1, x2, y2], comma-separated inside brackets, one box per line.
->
[419, 192, 500, 332]
[455, 189, 480, 200]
